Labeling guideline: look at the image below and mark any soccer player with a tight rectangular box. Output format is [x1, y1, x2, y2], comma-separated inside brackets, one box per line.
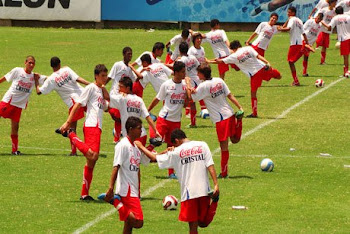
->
[201, 19, 232, 80]
[35, 57, 90, 156]
[186, 63, 244, 178]
[245, 13, 280, 56]
[336, 0, 350, 13]
[278, 6, 309, 86]
[59, 64, 109, 201]
[131, 42, 165, 67]
[211, 41, 281, 119]
[321, 6, 350, 76]
[0, 56, 44, 155]
[165, 29, 192, 64]
[135, 129, 219, 233]
[309, 0, 330, 18]
[99, 117, 150, 233]
[302, 13, 324, 76]
[315, 0, 337, 65]
[177, 42, 200, 128]
[147, 61, 190, 179]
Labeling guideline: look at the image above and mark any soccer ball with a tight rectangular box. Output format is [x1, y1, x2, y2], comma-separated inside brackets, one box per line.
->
[260, 158, 274, 172]
[162, 195, 178, 210]
[335, 41, 341, 49]
[315, 79, 325, 88]
[200, 109, 210, 119]
[345, 72, 350, 78]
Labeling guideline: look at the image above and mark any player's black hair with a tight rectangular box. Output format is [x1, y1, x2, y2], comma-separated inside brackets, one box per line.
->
[270, 12, 279, 19]
[170, 129, 187, 144]
[179, 41, 189, 54]
[50, 56, 61, 68]
[197, 63, 212, 80]
[119, 76, 133, 92]
[122, 47, 132, 55]
[181, 29, 190, 38]
[316, 12, 324, 19]
[192, 33, 202, 45]
[26, 55, 35, 62]
[335, 6, 344, 14]
[140, 53, 152, 64]
[152, 42, 165, 53]
[288, 6, 297, 14]
[210, 19, 220, 28]
[229, 40, 242, 50]
[126, 116, 142, 134]
[94, 64, 108, 75]
[173, 61, 185, 73]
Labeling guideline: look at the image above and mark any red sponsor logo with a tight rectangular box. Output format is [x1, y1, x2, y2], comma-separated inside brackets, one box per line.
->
[179, 146, 203, 158]
[209, 83, 223, 94]
[18, 80, 32, 89]
[127, 99, 141, 108]
[170, 92, 186, 100]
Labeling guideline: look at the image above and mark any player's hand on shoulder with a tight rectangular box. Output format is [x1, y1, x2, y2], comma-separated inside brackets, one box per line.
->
[166, 146, 175, 152]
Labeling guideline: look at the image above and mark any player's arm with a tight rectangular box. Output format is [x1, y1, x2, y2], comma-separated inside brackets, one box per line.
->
[101, 84, 110, 101]
[147, 97, 160, 112]
[308, 7, 317, 19]
[257, 54, 271, 67]
[302, 33, 309, 45]
[76, 77, 90, 86]
[0, 76, 6, 84]
[207, 58, 224, 64]
[145, 115, 161, 139]
[105, 165, 120, 201]
[207, 165, 219, 198]
[61, 102, 82, 132]
[321, 21, 332, 32]
[227, 93, 243, 112]
[129, 64, 143, 79]
[34, 74, 42, 95]
[134, 141, 157, 162]
[245, 32, 258, 45]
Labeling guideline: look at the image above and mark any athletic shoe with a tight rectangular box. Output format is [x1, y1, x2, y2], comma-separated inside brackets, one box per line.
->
[186, 124, 197, 128]
[55, 128, 73, 137]
[80, 195, 95, 201]
[168, 173, 178, 179]
[320, 62, 326, 65]
[235, 110, 244, 120]
[302, 73, 309, 77]
[208, 190, 220, 202]
[291, 81, 300, 86]
[149, 137, 163, 147]
[11, 151, 21, 156]
[97, 193, 121, 204]
[217, 173, 228, 179]
[246, 113, 258, 118]
[68, 153, 77, 156]
[149, 113, 157, 122]
[250, 7, 262, 16]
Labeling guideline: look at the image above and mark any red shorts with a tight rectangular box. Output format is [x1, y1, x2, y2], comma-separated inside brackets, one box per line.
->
[216, 115, 236, 142]
[109, 108, 121, 121]
[154, 117, 181, 145]
[218, 56, 237, 74]
[165, 54, 174, 65]
[251, 44, 265, 57]
[179, 196, 210, 222]
[120, 195, 143, 221]
[136, 135, 147, 146]
[83, 126, 101, 153]
[316, 32, 330, 48]
[250, 67, 281, 92]
[0, 101, 22, 123]
[132, 80, 144, 98]
[69, 106, 85, 123]
[340, 39, 350, 56]
[287, 45, 304, 63]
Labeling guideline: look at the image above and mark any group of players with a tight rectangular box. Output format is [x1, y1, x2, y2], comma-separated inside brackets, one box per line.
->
[1, 1, 350, 233]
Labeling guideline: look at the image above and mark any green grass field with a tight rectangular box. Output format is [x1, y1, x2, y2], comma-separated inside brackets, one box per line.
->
[0, 27, 350, 233]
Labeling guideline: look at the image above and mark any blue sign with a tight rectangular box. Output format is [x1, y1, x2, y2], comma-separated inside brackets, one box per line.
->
[102, 0, 319, 23]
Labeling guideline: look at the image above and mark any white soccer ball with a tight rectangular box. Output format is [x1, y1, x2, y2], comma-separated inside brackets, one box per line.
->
[335, 41, 341, 49]
[200, 109, 210, 119]
[162, 195, 178, 210]
[345, 72, 350, 78]
[315, 79, 325, 88]
[260, 158, 274, 172]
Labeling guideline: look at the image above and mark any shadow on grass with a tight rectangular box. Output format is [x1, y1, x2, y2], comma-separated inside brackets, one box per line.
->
[140, 197, 162, 201]
[261, 84, 291, 88]
[155, 176, 173, 180]
[234, 95, 245, 98]
[68, 200, 105, 204]
[227, 175, 254, 180]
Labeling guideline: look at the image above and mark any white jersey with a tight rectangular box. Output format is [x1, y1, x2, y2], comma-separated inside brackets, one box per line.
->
[169, 34, 192, 61]
[252, 22, 279, 50]
[39, 67, 84, 108]
[109, 93, 149, 138]
[108, 61, 134, 95]
[188, 46, 206, 63]
[337, 0, 350, 14]
[139, 63, 172, 92]
[134, 51, 161, 66]
[156, 140, 214, 202]
[303, 18, 322, 45]
[178, 55, 201, 87]
[113, 137, 150, 198]
[315, 0, 329, 11]
[77, 83, 107, 129]
[203, 29, 230, 58]
[222, 46, 265, 78]
[191, 78, 234, 123]
[329, 14, 350, 41]
[156, 79, 186, 122]
[287, 16, 304, 45]
[317, 7, 336, 33]
[2, 67, 45, 109]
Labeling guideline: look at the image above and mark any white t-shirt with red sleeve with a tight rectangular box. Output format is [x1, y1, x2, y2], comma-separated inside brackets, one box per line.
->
[156, 79, 186, 122]
[2, 67, 46, 109]
[188, 46, 206, 63]
[134, 51, 161, 67]
[303, 18, 322, 45]
[109, 93, 149, 138]
[317, 7, 336, 33]
[39, 66, 84, 108]
[108, 61, 134, 95]
[252, 22, 279, 50]
[191, 77, 234, 123]
[113, 137, 150, 198]
[203, 29, 230, 58]
[77, 83, 107, 130]
[178, 55, 201, 87]
[139, 63, 172, 93]
[287, 16, 304, 45]
[156, 140, 214, 202]
[222, 46, 265, 78]
[169, 34, 192, 61]
[329, 14, 350, 41]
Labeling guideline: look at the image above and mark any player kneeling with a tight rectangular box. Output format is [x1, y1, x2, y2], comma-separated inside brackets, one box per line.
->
[135, 129, 219, 233]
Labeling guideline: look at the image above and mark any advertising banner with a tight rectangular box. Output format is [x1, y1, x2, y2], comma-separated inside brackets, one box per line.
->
[102, 0, 319, 23]
[0, 0, 101, 21]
